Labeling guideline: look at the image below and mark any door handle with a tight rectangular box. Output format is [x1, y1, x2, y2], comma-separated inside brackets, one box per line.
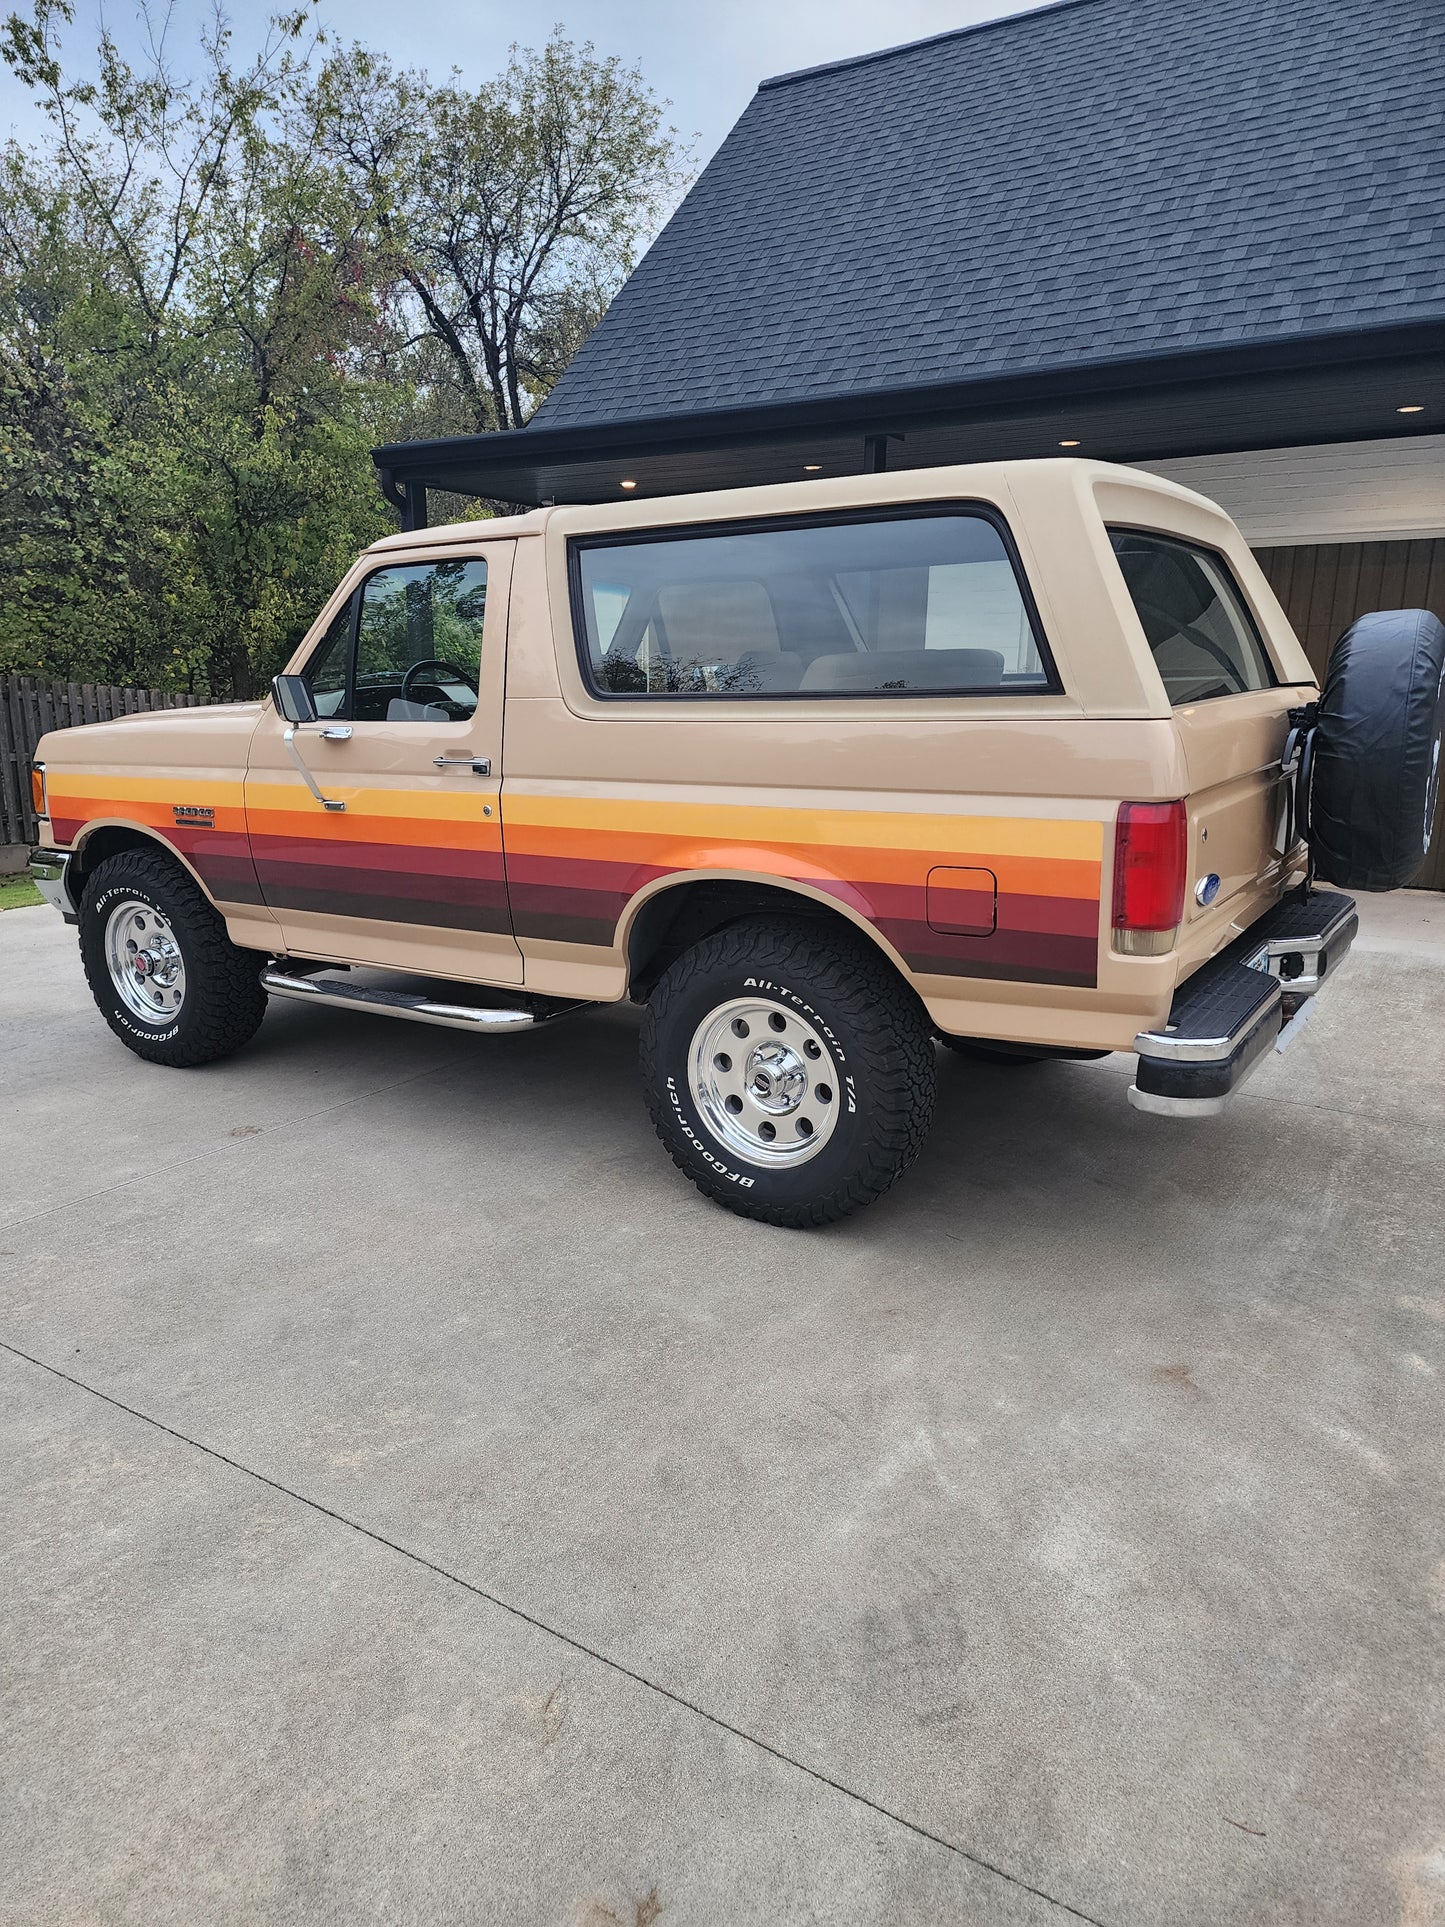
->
[317, 725, 353, 741]
[433, 756, 492, 776]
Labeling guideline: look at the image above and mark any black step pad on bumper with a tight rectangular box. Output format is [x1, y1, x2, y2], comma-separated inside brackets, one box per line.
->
[1129, 888, 1358, 1117]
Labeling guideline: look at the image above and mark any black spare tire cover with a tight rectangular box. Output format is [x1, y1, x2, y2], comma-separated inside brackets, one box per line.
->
[1310, 608, 1445, 891]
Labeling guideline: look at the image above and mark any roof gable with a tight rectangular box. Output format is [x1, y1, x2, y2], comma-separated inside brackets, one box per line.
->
[535, 0, 1445, 432]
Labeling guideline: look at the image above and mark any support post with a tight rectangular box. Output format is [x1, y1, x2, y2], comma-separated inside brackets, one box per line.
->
[863, 433, 904, 474]
[375, 465, 428, 531]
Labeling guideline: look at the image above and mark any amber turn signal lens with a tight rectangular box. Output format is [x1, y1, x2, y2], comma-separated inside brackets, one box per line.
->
[30, 762, 47, 817]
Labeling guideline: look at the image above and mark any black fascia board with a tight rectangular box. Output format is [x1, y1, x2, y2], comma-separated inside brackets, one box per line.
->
[373, 318, 1445, 493]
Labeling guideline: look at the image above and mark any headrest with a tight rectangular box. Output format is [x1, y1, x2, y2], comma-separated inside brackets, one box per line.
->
[656, 579, 781, 662]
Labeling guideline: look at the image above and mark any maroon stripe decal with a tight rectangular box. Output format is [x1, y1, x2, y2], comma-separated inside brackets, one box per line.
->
[508, 851, 1099, 985]
[261, 878, 512, 933]
[250, 834, 505, 883]
[901, 949, 1097, 988]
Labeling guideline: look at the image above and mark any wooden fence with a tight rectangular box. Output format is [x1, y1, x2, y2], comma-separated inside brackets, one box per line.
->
[1, 674, 203, 847]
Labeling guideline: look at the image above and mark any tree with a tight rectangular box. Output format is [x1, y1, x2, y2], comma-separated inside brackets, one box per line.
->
[0, 1, 406, 693]
[315, 32, 687, 431]
[0, 5, 686, 695]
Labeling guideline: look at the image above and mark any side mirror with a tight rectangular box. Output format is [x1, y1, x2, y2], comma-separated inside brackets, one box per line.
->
[272, 673, 318, 725]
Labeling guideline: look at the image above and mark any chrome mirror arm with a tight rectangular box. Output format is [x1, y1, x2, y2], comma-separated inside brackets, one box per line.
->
[283, 726, 346, 811]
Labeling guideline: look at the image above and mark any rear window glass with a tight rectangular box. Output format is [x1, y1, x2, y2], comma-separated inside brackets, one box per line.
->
[572, 511, 1053, 698]
[1109, 529, 1276, 705]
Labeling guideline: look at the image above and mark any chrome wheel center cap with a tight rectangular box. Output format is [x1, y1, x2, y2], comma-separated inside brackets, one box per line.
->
[746, 1040, 807, 1114]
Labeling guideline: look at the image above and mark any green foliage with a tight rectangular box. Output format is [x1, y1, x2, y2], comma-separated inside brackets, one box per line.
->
[0, 873, 44, 908]
[0, 2, 685, 697]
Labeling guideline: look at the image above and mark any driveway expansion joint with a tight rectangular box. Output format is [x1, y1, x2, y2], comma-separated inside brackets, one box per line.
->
[2, 1336, 1107, 1927]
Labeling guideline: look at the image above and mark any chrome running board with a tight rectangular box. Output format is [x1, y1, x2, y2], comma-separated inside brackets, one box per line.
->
[261, 967, 569, 1034]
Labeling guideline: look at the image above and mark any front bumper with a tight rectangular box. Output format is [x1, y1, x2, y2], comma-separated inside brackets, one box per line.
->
[29, 847, 78, 923]
[1128, 887, 1357, 1117]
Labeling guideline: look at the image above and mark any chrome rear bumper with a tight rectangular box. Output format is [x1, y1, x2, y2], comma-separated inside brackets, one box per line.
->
[1129, 887, 1357, 1117]
[28, 848, 78, 923]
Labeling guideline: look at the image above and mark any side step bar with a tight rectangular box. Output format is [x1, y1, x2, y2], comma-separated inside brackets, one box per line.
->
[261, 968, 576, 1034]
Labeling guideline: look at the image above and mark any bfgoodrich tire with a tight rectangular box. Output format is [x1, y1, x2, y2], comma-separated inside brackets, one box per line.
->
[1310, 608, 1445, 891]
[639, 916, 936, 1227]
[79, 847, 268, 1067]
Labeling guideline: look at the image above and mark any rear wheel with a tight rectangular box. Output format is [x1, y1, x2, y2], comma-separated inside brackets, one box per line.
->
[79, 848, 268, 1066]
[640, 917, 936, 1227]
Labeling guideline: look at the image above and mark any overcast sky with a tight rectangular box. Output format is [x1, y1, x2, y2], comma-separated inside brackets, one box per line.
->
[0, 0, 1056, 176]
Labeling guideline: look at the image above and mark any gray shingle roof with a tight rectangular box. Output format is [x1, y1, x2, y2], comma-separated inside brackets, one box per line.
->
[535, 0, 1445, 432]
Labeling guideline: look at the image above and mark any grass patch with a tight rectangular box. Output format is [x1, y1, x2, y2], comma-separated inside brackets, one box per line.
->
[0, 874, 43, 911]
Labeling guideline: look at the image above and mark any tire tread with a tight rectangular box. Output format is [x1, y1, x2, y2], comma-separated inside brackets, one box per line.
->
[640, 916, 935, 1227]
[79, 848, 267, 1067]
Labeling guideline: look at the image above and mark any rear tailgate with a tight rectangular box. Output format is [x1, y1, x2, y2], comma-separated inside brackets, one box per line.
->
[1172, 686, 1307, 972]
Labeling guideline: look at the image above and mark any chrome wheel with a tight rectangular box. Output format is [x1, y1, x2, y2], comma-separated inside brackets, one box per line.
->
[104, 897, 187, 1024]
[687, 995, 841, 1167]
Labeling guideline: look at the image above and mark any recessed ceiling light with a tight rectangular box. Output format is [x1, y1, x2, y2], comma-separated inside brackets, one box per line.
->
[1397, 404, 1425, 414]
[1059, 439, 1081, 447]
[620, 479, 637, 489]
[803, 464, 822, 472]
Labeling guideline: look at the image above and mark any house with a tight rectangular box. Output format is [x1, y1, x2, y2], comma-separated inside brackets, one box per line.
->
[373, 0, 1445, 881]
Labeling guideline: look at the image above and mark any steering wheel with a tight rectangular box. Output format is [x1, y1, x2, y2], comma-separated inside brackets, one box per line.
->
[400, 658, 478, 703]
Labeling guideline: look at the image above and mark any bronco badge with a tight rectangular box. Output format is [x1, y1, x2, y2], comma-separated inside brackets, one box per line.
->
[172, 804, 215, 827]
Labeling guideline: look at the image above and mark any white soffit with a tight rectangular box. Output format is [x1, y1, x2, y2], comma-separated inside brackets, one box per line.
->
[1137, 435, 1445, 546]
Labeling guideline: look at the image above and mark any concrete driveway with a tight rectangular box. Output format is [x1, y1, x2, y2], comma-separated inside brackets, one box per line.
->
[3, 892, 1444, 1927]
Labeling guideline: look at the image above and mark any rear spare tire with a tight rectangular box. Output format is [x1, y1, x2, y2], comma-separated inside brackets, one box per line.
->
[1310, 608, 1445, 891]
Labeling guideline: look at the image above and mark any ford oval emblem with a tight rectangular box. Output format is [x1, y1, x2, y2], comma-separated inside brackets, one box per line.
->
[1195, 873, 1221, 906]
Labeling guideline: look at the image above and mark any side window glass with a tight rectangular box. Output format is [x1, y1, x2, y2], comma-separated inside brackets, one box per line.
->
[303, 600, 352, 717]
[354, 559, 487, 722]
[574, 512, 1051, 698]
[1109, 530, 1276, 704]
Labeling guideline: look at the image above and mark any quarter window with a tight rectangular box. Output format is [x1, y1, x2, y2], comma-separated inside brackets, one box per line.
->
[301, 558, 487, 722]
[1109, 530, 1275, 705]
[573, 511, 1052, 697]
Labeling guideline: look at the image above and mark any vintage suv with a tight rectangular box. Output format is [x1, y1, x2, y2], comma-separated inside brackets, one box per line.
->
[28, 461, 1445, 1225]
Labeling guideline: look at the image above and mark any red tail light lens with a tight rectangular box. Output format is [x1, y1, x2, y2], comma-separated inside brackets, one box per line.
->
[1113, 800, 1187, 933]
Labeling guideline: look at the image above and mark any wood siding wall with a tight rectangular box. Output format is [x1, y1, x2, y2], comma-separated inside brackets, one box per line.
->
[1254, 539, 1445, 891]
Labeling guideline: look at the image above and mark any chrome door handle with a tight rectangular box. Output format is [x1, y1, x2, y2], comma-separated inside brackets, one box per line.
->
[433, 756, 492, 775]
[318, 725, 353, 741]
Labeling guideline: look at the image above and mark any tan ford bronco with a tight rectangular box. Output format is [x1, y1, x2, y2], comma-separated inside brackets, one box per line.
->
[28, 460, 1445, 1224]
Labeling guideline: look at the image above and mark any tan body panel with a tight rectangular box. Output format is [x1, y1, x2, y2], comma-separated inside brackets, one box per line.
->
[242, 538, 522, 983]
[32, 460, 1319, 1050]
[39, 703, 280, 951]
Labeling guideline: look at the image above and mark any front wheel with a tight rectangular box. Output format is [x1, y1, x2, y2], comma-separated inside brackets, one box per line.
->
[640, 917, 936, 1227]
[79, 847, 268, 1067]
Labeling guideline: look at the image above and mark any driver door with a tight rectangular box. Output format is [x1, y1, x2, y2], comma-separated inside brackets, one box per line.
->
[244, 542, 523, 985]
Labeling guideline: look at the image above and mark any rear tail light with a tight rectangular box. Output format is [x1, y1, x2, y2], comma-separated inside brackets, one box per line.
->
[1113, 800, 1186, 954]
[30, 760, 47, 819]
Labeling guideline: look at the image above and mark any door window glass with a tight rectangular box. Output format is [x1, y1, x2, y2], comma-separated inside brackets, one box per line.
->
[304, 600, 352, 718]
[302, 559, 487, 722]
[354, 559, 486, 721]
[573, 511, 1051, 697]
[1109, 530, 1275, 704]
